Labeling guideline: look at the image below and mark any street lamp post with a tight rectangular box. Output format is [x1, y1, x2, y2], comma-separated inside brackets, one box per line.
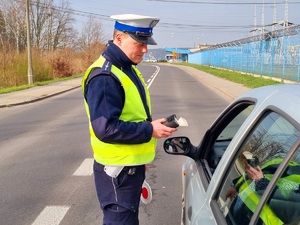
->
[26, 0, 34, 84]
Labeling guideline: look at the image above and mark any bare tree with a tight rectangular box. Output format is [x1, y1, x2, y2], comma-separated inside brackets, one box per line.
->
[30, 0, 52, 49]
[0, 0, 77, 52]
[249, 129, 286, 165]
[0, 9, 6, 50]
[77, 16, 106, 51]
[0, 0, 27, 52]
[30, 0, 76, 51]
[51, 0, 77, 50]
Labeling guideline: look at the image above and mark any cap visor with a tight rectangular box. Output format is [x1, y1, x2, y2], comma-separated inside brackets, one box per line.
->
[129, 33, 157, 45]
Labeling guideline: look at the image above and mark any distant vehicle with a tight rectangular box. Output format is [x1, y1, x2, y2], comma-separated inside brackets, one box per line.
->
[144, 58, 157, 62]
[164, 84, 300, 225]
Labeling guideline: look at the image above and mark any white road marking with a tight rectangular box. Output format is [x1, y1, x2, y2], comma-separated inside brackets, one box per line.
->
[147, 65, 160, 89]
[31, 205, 70, 225]
[72, 158, 94, 176]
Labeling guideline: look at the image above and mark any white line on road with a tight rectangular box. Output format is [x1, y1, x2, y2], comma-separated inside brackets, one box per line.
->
[31, 205, 70, 225]
[72, 158, 94, 176]
[147, 65, 160, 89]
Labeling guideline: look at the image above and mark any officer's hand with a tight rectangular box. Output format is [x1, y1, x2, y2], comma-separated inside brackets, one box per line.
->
[151, 118, 177, 138]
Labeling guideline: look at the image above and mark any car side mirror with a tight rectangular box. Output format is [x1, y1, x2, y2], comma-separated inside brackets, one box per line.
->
[163, 137, 191, 155]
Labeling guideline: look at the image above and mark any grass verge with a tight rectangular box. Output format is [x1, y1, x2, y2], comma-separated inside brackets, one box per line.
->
[177, 62, 282, 88]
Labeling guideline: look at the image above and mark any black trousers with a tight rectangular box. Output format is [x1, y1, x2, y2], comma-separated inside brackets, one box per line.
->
[93, 161, 145, 225]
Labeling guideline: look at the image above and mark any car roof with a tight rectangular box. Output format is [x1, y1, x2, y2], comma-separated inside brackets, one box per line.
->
[237, 84, 300, 123]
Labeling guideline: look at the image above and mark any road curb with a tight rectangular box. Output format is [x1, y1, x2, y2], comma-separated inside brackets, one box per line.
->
[0, 85, 81, 108]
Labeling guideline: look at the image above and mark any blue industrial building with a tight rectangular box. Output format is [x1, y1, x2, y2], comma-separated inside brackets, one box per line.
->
[164, 48, 190, 62]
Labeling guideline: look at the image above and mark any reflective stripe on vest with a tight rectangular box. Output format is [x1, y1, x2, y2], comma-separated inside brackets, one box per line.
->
[261, 158, 300, 198]
[234, 157, 300, 224]
[82, 55, 157, 166]
[237, 179, 283, 225]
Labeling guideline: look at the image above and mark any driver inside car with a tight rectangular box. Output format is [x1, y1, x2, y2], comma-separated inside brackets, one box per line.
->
[225, 151, 300, 225]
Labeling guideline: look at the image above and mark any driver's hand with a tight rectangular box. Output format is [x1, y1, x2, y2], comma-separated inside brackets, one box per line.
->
[245, 164, 264, 181]
[226, 186, 238, 201]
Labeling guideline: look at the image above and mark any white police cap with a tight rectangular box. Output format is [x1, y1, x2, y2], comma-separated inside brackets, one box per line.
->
[110, 14, 160, 45]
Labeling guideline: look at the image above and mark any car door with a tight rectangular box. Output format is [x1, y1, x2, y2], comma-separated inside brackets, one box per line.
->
[183, 100, 256, 225]
[214, 110, 300, 225]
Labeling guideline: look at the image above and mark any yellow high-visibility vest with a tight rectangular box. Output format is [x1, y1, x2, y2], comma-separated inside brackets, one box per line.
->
[82, 55, 157, 166]
[233, 157, 300, 225]
[236, 179, 283, 225]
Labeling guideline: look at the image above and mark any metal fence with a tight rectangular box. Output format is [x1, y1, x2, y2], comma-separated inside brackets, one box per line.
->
[188, 25, 300, 82]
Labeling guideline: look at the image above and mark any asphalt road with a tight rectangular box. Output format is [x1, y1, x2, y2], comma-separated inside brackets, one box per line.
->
[0, 64, 229, 225]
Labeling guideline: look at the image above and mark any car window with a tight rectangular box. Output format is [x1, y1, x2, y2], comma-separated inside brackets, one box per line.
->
[257, 146, 300, 225]
[205, 103, 254, 175]
[216, 111, 300, 225]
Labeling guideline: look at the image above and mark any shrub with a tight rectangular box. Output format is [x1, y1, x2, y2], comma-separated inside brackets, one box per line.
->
[0, 44, 105, 89]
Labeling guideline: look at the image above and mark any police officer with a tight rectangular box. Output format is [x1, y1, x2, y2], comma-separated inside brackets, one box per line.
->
[82, 14, 177, 225]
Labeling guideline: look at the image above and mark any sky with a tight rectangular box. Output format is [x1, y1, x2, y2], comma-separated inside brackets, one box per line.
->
[65, 0, 300, 49]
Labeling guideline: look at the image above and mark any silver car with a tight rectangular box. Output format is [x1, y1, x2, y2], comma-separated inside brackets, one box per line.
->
[164, 84, 300, 225]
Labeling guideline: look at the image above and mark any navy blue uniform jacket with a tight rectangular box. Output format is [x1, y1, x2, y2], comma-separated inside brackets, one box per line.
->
[84, 41, 153, 144]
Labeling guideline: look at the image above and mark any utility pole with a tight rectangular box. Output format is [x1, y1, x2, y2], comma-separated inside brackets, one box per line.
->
[284, 0, 289, 28]
[26, 0, 34, 84]
[253, 4, 257, 36]
[272, 0, 277, 31]
[261, 0, 265, 34]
